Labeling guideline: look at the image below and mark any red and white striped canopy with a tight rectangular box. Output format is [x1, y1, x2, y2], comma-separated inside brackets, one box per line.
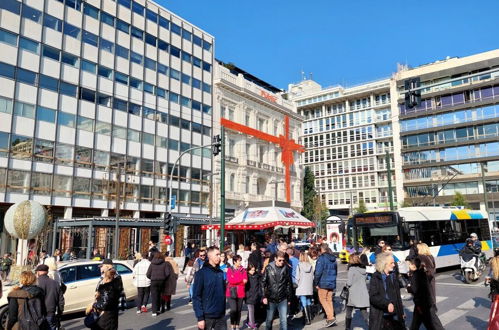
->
[201, 207, 315, 230]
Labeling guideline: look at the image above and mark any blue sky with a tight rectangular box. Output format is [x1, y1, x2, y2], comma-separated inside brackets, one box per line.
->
[160, 0, 499, 90]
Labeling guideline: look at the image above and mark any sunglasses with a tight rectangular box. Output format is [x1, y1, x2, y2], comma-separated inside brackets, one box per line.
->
[276, 259, 285, 262]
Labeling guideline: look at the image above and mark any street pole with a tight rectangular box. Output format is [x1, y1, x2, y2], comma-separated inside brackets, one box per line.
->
[385, 150, 395, 211]
[113, 164, 121, 259]
[167, 143, 217, 255]
[220, 126, 226, 251]
[481, 162, 490, 215]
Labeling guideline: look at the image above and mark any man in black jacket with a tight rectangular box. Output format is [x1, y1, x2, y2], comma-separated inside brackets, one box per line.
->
[262, 250, 293, 330]
[35, 264, 64, 330]
[192, 246, 226, 330]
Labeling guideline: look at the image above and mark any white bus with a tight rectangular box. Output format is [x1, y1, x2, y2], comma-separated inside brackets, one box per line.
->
[347, 207, 494, 269]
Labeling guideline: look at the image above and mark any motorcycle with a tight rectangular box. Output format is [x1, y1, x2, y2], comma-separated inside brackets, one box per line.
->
[460, 254, 486, 284]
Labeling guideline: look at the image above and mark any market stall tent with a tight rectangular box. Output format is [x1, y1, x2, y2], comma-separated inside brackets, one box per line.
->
[202, 206, 315, 231]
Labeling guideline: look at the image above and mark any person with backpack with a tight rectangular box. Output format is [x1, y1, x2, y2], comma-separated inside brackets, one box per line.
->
[7, 270, 48, 330]
[36, 264, 64, 330]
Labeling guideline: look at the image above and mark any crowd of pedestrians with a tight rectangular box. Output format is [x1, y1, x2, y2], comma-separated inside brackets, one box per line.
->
[186, 235, 458, 330]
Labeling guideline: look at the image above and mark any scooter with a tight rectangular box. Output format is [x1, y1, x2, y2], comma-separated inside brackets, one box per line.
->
[460, 254, 486, 283]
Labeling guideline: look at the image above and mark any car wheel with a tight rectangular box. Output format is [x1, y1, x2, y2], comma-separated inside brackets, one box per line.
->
[0, 305, 9, 329]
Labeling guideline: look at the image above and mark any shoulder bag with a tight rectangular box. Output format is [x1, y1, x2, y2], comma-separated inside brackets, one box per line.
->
[340, 285, 349, 300]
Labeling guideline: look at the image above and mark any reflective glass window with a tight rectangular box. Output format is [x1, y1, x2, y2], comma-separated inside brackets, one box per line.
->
[98, 66, 112, 79]
[182, 29, 192, 41]
[83, 31, 98, 47]
[117, 20, 129, 33]
[60, 82, 77, 97]
[0, 0, 21, 14]
[61, 52, 78, 67]
[37, 107, 57, 123]
[128, 103, 141, 115]
[114, 72, 128, 85]
[17, 68, 37, 85]
[63, 22, 80, 39]
[19, 37, 39, 54]
[170, 46, 180, 57]
[159, 17, 169, 29]
[43, 15, 63, 32]
[171, 23, 181, 35]
[81, 60, 96, 74]
[39, 75, 58, 91]
[42, 45, 59, 60]
[145, 34, 156, 46]
[131, 27, 143, 39]
[203, 40, 212, 52]
[158, 63, 168, 75]
[0, 96, 13, 114]
[193, 35, 202, 47]
[101, 12, 115, 26]
[146, 9, 157, 23]
[144, 58, 156, 70]
[118, 0, 131, 8]
[77, 116, 93, 131]
[116, 45, 129, 59]
[130, 51, 143, 64]
[0, 62, 15, 79]
[100, 38, 114, 53]
[83, 3, 99, 19]
[143, 83, 154, 94]
[21, 5, 42, 23]
[158, 40, 168, 51]
[14, 102, 35, 118]
[132, 2, 144, 15]
[58, 112, 76, 127]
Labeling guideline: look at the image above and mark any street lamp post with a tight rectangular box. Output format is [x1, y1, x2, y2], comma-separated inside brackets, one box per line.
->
[167, 143, 218, 256]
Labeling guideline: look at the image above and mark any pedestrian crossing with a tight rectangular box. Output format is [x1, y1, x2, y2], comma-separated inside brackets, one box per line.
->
[173, 275, 489, 329]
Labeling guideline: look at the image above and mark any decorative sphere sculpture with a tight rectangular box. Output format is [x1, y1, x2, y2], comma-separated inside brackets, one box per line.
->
[4, 201, 48, 240]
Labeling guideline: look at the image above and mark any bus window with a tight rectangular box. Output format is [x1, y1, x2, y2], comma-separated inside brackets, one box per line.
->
[356, 225, 399, 249]
[420, 221, 442, 246]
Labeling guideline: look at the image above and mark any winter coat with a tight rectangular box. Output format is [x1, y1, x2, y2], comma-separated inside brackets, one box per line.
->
[36, 274, 64, 315]
[7, 285, 47, 330]
[92, 280, 121, 330]
[226, 266, 248, 298]
[185, 266, 194, 285]
[248, 250, 263, 272]
[295, 262, 314, 296]
[407, 268, 433, 307]
[163, 260, 178, 296]
[289, 256, 299, 283]
[245, 272, 262, 305]
[146, 258, 170, 282]
[192, 262, 226, 321]
[314, 253, 338, 290]
[369, 271, 404, 330]
[133, 259, 151, 287]
[418, 254, 436, 304]
[262, 261, 293, 303]
[346, 265, 369, 308]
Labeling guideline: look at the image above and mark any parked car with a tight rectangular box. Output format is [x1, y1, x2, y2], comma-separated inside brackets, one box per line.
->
[0, 260, 137, 328]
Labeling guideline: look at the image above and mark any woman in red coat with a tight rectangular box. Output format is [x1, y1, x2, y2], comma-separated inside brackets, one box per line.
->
[226, 255, 248, 330]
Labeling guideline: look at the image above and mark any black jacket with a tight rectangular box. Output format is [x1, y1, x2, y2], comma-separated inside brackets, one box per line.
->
[94, 279, 121, 312]
[369, 271, 404, 330]
[248, 250, 263, 272]
[245, 272, 262, 305]
[192, 262, 226, 321]
[37, 274, 64, 315]
[146, 258, 170, 281]
[407, 268, 433, 307]
[7, 285, 47, 330]
[263, 261, 292, 303]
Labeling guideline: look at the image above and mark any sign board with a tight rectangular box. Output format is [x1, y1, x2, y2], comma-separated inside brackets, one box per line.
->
[170, 195, 176, 210]
[326, 223, 343, 253]
[354, 214, 395, 226]
[164, 235, 172, 245]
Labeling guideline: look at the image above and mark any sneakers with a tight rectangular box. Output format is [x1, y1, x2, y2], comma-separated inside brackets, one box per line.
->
[141, 306, 148, 313]
[325, 319, 337, 327]
[188, 301, 193, 305]
[152, 313, 157, 317]
[136, 309, 141, 314]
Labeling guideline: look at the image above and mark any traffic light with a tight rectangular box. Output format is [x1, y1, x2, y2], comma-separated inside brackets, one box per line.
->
[212, 134, 222, 156]
[404, 77, 421, 109]
[164, 212, 174, 233]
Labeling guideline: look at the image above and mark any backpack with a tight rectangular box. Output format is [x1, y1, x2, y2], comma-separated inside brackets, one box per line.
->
[19, 296, 47, 330]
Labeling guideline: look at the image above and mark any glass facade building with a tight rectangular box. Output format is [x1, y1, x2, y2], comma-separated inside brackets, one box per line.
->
[395, 50, 499, 221]
[290, 79, 398, 215]
[0, 0, 214, 255]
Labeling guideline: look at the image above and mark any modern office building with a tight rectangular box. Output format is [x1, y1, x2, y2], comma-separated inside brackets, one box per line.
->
[395, 50, 499, 221]
[212, 61, 303, 220]
[0, 0, 214, 257]
[289, 78, 399, 216]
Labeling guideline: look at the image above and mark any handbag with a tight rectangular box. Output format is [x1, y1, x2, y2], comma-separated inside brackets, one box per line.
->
[84, 309, 102, 328]
[230, 286, 238, 299]
[339, 285, 349, 300]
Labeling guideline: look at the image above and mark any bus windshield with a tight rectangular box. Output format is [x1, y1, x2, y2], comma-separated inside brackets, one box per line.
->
[355, 225, 402, 250]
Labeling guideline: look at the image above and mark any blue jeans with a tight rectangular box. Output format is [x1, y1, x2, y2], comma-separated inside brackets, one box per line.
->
[299, 296, 311, 308]
[265, 299, 287, 330]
